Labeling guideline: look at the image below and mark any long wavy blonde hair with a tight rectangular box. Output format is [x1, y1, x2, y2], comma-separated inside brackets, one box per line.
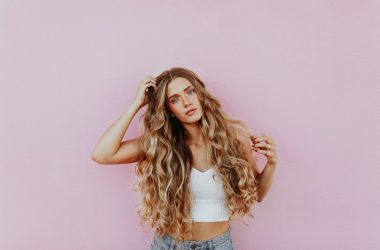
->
[133, 67, 259, 241]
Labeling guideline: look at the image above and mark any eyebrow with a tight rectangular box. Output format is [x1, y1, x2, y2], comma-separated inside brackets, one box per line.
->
[168, 85, 194, 100]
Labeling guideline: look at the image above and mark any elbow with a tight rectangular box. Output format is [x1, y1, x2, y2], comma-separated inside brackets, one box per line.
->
[257, 191, 264, 203]
[91, 152, 98, 162]
[91, 154, 106, 164]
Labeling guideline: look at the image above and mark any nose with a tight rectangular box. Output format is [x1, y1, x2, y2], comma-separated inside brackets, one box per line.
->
[183, 97, 191, 107]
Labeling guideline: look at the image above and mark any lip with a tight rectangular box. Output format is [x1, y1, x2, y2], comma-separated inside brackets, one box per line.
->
[185, 108, 197, 116]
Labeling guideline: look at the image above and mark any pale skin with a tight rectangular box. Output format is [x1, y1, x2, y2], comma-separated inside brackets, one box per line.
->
[91, 75, 278, 241]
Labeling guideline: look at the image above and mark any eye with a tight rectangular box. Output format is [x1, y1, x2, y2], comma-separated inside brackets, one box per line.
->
[171, 98, 178, 104]
[187, 89, 195, 95]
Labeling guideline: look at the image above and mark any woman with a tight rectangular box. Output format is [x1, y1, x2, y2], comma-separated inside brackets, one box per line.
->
[91, 67, 277, 250]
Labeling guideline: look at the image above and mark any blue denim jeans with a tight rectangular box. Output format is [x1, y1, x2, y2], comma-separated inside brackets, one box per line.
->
[150, 225, 233, 250]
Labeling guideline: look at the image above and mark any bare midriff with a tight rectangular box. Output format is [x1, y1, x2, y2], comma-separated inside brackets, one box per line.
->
[167, 221, 230, 241]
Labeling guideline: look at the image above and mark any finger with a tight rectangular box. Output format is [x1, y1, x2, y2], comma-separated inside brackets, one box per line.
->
[148, 76, 157, 83]
[148, 80, 157, 86]
[254, 142, 275, 149]
[253, 142, 267, 148]
[254, 148, 275, 157]
[145, 76, 157, 83]
[265, 136, 275, 144]
[257, 133, 272, 141]
[255, 138, 275, 148]
[250, 133, 266, 140]
[249, 134, 261, 142]
[250, 134, 275, 149]
[249, 134, 261, 139]
[252, 137, 267, 143]
[148, 78, 156, 84]
[253, 146, 276, 153]
[263, 135, 276, 145]
[252, 144, 276, 153]
[141, 80, 151, 86]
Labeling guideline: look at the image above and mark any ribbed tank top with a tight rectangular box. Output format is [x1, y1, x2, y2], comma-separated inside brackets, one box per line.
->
[189, 166, 229, 222]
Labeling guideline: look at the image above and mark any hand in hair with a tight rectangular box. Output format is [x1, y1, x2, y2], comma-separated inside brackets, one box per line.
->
[250, 134, 277, 165]
[133, 75, 157, 108]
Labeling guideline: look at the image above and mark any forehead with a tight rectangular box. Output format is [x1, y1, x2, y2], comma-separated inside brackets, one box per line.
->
[166, 77, 193, 98]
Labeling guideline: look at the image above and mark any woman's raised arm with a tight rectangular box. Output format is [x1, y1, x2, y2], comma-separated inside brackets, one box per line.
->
[91, 76, 156, 165]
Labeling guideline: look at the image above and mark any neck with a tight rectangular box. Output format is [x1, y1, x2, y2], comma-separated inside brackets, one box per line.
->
[183, 123, 204, 147]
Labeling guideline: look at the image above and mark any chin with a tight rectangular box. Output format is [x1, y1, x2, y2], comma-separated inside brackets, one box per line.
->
[191, 112, 203, 122]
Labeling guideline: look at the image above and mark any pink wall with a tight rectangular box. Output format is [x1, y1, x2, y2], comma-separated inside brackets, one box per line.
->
[1, 0, 379, 249]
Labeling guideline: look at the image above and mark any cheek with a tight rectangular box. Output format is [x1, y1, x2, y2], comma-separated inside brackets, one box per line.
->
[169, 104, 180, 114]
[195, 96, 202, 106]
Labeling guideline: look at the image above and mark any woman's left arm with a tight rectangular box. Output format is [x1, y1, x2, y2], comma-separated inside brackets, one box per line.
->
[250, 133, 278, 202]
[236, 127, 278, 202]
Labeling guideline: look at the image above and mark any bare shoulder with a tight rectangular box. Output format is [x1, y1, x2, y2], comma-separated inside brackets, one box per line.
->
[229, 122, 251, 142]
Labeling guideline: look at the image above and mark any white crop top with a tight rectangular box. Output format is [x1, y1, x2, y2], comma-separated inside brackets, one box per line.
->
[189, 166, 229, 222]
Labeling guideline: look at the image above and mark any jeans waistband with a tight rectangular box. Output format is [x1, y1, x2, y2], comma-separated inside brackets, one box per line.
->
[154, 225, 231, 249]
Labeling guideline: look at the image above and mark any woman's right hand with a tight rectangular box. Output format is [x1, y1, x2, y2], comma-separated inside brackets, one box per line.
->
[133, 76, 157, 108]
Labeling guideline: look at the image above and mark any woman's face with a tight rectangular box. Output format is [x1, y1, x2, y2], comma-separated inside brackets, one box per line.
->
[166, 77, 203, 124]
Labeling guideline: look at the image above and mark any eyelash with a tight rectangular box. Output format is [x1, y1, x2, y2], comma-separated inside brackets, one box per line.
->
[171, 89, 195, 104]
